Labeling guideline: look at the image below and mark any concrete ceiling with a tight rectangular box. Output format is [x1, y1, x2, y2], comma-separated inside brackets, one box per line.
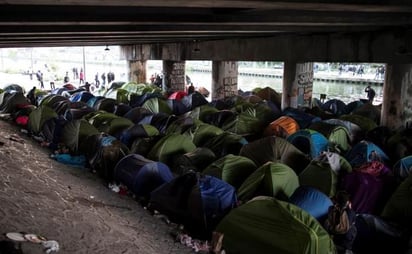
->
[0, 0, 412, 48]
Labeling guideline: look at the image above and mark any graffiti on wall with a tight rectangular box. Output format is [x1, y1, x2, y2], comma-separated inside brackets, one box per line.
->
[295, 63, 314, 108]
[169, 62, 185, 91]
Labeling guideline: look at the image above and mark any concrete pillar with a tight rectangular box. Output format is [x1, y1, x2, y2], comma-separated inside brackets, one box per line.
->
[381, 64, 412, 129]
[128, 60, 147, 83]
[282, 62, 314, 109]
[162, 60, 185, 93]
[212, 61, 238, 100]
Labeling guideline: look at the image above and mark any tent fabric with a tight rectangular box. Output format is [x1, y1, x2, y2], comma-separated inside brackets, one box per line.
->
[0, 92, 30, 113]
[184, 104, 219, 122]
[180, 92, 209, 110]
[339, 114, 378, 133]
[309, 121, 351, 152]
[85, 133, 130, 182]
[287, 129, 329, 159]
[202, 154, 257, 190]
[165, 115, 195, 135]
[254, 86, 282, 108]
[263, 116, 299, 138]
[298, 160, 339, 198]
[139, 113, 177, 134]
[93, 98, 117, 113]
[239, 136, 310, 174]
[172, 147, 216, 175]
[221, 111, 264, 136]
[237, 162, 299, 203]
[289, 185, 333, 221]
[86, 111, 134, 136]
[215, 196, 335, 254]
[2, 84, 25, 94]
[183, 121, 224, 147]
[381, 174, 412, 228]
[393, 155, 412, 180]
[168, 91, 188, 100]
[142, 97, 173, 115]
[69, 91, 95, 103]
[353, 213, 409, 254]
[321, 99, 346, 116]
[27, 105, 58, 135]
[283, 107, 322, 129]
[61, 119, 100, 154]
[341, 170, 396, 214]
[147, 133, 196, 165]
[345, 140, 390, 167]
[385, 129, 412, 163]
[119, 124, 159, 147]
[324, 118, 363, 145]
[114, 154, 173, 198]
[351, 103, 381, 124]
[166, 99, 191, 116]
[149, 172, 237, 239]
[129, 92, 162, 108]
[203, 110, 236, 128]
[202, 131, 248, 159]
[123, 107, 153, 124]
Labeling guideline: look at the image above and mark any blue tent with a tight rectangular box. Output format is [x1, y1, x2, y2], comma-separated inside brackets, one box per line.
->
[114, 154, 173, 198]
[287, 129, 329, 159]
[289, 186, 333, 222]
[69, 91, 95, 103]
[283, 107, 322, 129]
[149, 172, 237, 239]
[393, 155, 412, 180]
[345, 140, 390, 167]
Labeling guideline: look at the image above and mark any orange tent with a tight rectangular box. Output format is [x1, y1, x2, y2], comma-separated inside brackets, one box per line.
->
[263, 116, 299, 138]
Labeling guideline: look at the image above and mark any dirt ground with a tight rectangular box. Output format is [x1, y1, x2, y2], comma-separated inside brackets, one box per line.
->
[0, 119, 194, 254]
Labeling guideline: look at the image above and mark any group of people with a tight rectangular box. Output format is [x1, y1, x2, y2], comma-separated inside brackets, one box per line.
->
[66, 67, 115, 88]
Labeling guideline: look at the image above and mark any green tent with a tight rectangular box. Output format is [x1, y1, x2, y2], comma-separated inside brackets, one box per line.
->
[86, 111, 133, 136]
[237, 162, 299, 203]
[202, 154, 257, 189]
[0, 92, 30, 113]
[142, 97, 172, 115]
[183, 120, 224, 147]
[202, 131, 248, 158]
[222, 111, 264, 136]
[381, 174, 412, 228]
[184, 104, 219, 122]
[104, 88, 129, 104]
[147, 133, 196, 165]
[121, 82, 162, 95]
[27, 105, 57, 135]
[239, 136, 311, 174]
[339, 114, 378, 133]
[299, 153, 352, 197]
[309, 121, 351, 153]
[61, 119, 100, 154]
[215, 196, 335, 254]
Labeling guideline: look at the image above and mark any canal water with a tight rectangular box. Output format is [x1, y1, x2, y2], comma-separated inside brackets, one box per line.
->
[185, 71, 383, 105]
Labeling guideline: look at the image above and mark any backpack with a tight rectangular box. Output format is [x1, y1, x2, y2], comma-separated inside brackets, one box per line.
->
[325, 204, 350, 234]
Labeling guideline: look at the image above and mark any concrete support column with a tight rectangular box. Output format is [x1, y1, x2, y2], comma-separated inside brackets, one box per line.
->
[282, 62, 314, 109]
[212, 61, 238, 100]
[128, 60, 147, 83]
[381, 64, 412, 129]
[162, 60, 185, 93]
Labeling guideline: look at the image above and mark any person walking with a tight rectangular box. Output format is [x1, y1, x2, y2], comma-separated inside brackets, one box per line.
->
[79, 69, 84, 85]
[101, 72, 106, 86]
[95, 72, 100, 87]
[364, 85, 376, 103]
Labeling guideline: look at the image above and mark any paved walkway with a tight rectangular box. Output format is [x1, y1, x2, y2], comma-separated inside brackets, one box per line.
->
[0, 120, 193, 254]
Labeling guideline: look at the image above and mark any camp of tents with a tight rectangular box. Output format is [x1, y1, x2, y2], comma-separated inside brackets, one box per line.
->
[1, 82, 412, 254]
